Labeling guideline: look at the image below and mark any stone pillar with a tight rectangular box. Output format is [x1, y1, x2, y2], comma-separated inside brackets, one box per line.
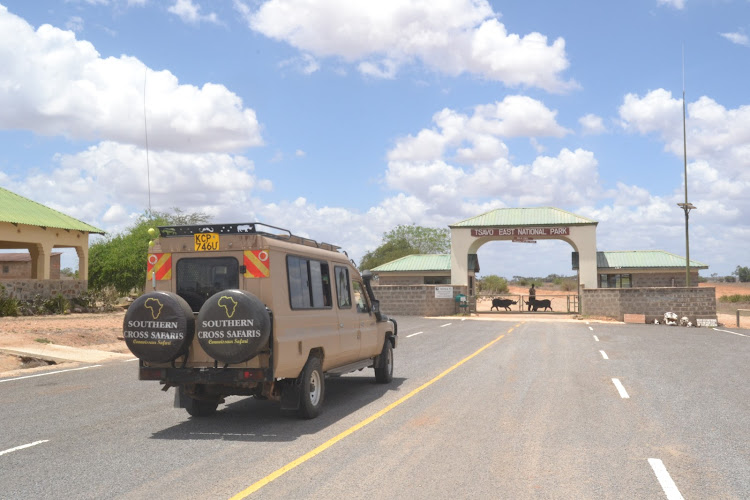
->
[28, 243, 52, 279]
[75, 246, 88, 281]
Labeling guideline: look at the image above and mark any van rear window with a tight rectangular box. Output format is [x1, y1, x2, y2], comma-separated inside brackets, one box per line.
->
[176, 257, 239, 312]
[287, 256, 332, 309]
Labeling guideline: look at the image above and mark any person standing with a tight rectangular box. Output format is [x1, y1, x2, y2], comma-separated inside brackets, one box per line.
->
[528, 283, 536, 311]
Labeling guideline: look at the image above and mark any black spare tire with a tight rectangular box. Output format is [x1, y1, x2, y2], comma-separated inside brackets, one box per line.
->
[196, 289, 271, 364]
[123, 291, 194, 363]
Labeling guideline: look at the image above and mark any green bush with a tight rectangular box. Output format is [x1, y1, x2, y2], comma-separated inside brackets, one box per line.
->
[478, 275, 509, 294]
[44, 294, 70, 314]
[719, 294, 750, 303]
[560, 279, 577, 292]
[0, 285, 19, 317]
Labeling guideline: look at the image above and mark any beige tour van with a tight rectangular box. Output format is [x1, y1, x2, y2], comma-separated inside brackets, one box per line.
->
[123, 222, 397, 419]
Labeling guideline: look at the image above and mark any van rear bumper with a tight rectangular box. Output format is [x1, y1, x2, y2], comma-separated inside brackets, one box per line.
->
[139, 366, 269, 384]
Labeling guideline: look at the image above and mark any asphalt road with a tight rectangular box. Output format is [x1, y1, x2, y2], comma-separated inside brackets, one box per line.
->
[1, 318, 748, 499]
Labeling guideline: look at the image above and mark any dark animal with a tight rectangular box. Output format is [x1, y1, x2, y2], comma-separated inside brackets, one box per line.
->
[525, 299, 552, 312]
[491, 298, 517, 311]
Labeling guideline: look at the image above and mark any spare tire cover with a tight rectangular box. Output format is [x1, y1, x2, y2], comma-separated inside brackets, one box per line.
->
[122, 291, 195, 363]
[196, 289, 271, 364]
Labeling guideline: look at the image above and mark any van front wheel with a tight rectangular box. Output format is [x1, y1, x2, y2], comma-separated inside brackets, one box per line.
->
[298, 357, 324, 419]
[374, 340, 393, 384]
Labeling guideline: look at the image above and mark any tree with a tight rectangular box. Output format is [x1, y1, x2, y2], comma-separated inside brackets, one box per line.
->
[358, 224, 451, 271]
[734, 265, 750, 283]
[382, 224, 451, 254]
[477, 275, 509, 294]
[358, 238, 417, 272]
[60, 267, 78, 278]
[89, 209, 209, 294]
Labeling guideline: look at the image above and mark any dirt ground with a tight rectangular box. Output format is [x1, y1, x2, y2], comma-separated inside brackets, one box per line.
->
[0, 311, 129, 374]
[1, 283, 748, 374]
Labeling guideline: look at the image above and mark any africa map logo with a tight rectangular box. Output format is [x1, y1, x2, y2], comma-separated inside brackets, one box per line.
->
[217, 296, 238, 318]
[144, 298, 164, 319]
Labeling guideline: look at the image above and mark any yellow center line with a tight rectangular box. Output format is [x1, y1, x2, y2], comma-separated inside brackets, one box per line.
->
[229, 325, 517, 499]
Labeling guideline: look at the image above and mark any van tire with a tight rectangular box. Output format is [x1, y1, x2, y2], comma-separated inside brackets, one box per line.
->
[123, 291, 194, 363]
[196, 289, 271, 364]
[298, 356, 324, 419]
[374, 340, 393, 383]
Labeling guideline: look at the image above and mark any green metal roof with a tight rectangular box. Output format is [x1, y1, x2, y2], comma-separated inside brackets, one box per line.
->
[372, 254, 480, 273]
[596, 250, 707, 270]
[372, 254, 451, 272]
[451, 207, 597, 227]
[0, 187, 104, 234]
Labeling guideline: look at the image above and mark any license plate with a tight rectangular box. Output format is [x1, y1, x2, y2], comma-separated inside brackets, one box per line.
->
[194, 233, 219, 251]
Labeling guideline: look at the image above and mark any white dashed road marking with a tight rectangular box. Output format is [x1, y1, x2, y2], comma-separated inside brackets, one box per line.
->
[612, 378, 630, 399]
[0, 365, 102, 383]
[600, 350, 608, 360]
[713, 328, 749, 338]
[648, 458, 685, 500]
[406, 332, 423, 338]
[0, 440, 49, 456]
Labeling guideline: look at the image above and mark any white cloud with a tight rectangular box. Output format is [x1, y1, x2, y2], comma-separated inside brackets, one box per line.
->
[720, 31, 750, 47]
[0, 6, 261, 152]
[579, 113, 606, 135]
[388, 96, 568, 165]
[279, 53, 320, 75]
[385, 97, 596, 212]
[239, 0, 576, 92]
[616, 89, 750, 268]
[657, 0, 685, 9]
[7, 141, 272, 234]
[168, 0, 219, 24]
[65, 16, 84, 33]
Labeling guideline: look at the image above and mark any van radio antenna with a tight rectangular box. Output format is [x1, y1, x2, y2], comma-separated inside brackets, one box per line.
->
[143, 69, 153, 217]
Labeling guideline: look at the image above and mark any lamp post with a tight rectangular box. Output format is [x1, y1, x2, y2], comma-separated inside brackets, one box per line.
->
[678, 86, 696, 287]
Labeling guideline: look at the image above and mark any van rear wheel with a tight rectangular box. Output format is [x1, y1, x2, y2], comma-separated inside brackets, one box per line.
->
[298, 357, 324, 419]
[181, 386, 219, 417]
[374, 340, 393, 384]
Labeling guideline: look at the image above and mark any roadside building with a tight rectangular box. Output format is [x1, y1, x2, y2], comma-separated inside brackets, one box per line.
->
[0, 252, 64, 279]
[367, 207, 715, 322]
[573, 250, 708, 288]
[372, 254, 479, 287]
[0, 187, 104, 300]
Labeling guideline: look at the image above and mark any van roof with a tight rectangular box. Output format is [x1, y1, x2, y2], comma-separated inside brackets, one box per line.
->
[156, 222, 342, 253]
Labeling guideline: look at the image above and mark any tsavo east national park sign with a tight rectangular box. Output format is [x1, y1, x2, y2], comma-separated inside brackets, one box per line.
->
[471, 227, 570, 238]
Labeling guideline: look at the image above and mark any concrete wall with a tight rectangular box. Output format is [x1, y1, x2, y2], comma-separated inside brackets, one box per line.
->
[0, 255, 61, 279]
[372, 284, 469, 317]
[0, 279, 88, 300]
[581, 287, 716, 324]
[630, 271, 701, 288]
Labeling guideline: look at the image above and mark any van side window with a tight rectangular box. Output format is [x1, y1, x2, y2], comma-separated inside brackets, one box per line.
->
[287, 256, 332, 309]
[352, 281, 369, 313]
[335, 266, 351, 308]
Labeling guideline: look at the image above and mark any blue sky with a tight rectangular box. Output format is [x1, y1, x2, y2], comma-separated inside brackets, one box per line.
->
[0, 0, 748, 279]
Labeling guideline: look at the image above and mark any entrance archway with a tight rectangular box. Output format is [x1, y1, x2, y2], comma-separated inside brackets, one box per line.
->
[449, 208, 598, 290]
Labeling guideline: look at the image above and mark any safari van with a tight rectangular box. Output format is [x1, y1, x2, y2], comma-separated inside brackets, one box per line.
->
[123, 222, 397, 419]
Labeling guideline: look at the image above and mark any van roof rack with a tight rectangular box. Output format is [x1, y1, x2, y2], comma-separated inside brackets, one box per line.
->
[156, 222, 342, 252]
